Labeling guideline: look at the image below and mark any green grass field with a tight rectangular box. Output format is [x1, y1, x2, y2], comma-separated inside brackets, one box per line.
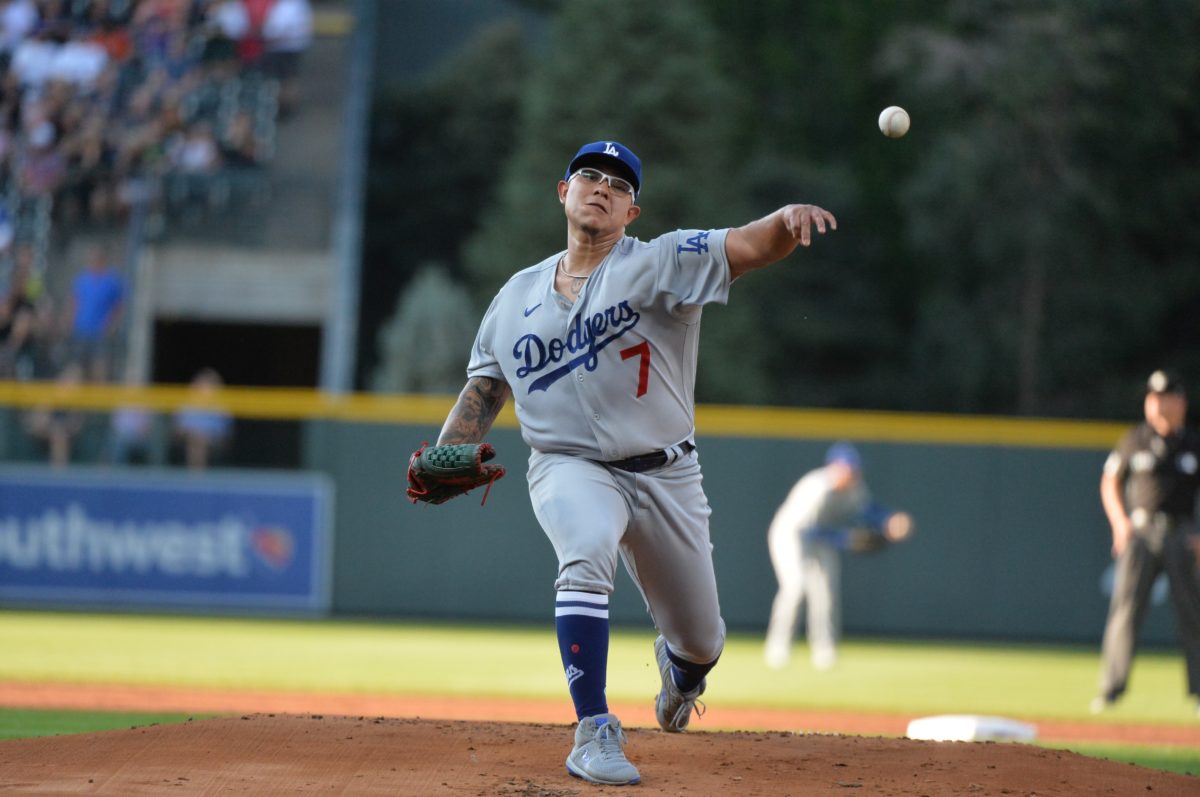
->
[0, 610, 1196, 776]
[0, 709, 201, 741]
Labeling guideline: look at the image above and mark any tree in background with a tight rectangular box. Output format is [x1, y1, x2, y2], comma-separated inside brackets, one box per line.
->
[364, 0, 1199, 420]
[462, 0, 792, 400]
[690, 0, 944, 408]
[879, 0, 1200, 416]
[360, 21, 528, 387]
[371, 264, 478, 394]
[460, 1, 740, 276]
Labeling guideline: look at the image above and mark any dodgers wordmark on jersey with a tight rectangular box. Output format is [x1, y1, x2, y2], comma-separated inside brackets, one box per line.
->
[468, 228, 731, 461]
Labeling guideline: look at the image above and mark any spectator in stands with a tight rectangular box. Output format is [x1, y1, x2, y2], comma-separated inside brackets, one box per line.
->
[113, 79, 163, 158]
[214, 108, 262, 208]
[109, 403, 156, 465]
[172, 366, 233, 469]
[0, 119, 13, 178]
[0, 68, 21, 135]
[51, 87, 86, 141]
[0, 195, 12, 250]
[61, 242, 123, 382]
[0, 295, 34, 378]
[219, 109, 260, 167]
[4, 242, 52, 351]
[134, 0, 192, 32]
[10, 28, 57, 91]
[198, 0, 244, 76]
[262, 0, 311, 116]
[209, 0, 249, 41]
[109, 81, 170, 220]
[37, 0, 71, 37]
[166, 118, 221, 218]
[212, 110, 266, 213]
[18, 117, 67, 196]
[0, 241, 40, 378]
[0, 0, 39, 67]
[158, 20, 197, 85]
[131, 3, 173, 67]
[0, 0, 284, 243]
[59, 110, 115, 223]
[24, 359, 85, 466]
[88, 16, 134, 64]
[237, 0, 276, 68]
[171, 118, 220, 174]
[46, 33, 108, 88]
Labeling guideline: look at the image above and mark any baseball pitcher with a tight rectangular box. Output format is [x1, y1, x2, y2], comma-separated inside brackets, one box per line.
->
[409, 140, 837, 785]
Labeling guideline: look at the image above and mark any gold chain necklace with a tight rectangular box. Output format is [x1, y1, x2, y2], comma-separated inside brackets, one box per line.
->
[558, 256, 591, 294]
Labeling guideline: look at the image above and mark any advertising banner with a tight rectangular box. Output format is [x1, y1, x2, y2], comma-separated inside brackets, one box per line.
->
[0, 466, 333, 613]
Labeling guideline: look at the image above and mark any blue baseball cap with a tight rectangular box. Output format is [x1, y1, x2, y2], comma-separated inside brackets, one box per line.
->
[565, 141, 642, 195]
[825, 441, 862, 471]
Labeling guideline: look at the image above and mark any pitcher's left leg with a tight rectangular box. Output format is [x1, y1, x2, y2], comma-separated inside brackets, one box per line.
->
[617, 457, 724, 731]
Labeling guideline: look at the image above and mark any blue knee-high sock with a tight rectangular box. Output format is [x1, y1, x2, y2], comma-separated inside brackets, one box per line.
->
[666, 643, 720, 693]
[555, 590, 610, 721]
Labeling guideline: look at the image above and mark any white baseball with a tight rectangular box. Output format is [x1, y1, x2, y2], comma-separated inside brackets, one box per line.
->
[878, 106, 910, 138]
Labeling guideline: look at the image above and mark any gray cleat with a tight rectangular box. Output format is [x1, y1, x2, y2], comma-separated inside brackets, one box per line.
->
[654, 635, 705, 732]
[565, 713, 641, 786]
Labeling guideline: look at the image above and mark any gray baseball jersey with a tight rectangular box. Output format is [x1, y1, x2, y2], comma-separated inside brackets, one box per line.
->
[467, 227, 732, 663]
[467, 228, 731, 459]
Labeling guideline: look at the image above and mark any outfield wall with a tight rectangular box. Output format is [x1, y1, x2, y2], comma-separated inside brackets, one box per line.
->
[304, 410, 1175, 647]
[0, 383, 1178, 646]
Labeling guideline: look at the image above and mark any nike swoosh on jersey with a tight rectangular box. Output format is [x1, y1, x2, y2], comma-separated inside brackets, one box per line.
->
[524, 303, 542, 317]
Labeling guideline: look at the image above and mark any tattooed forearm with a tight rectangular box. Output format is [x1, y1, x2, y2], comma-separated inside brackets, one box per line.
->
[436, 377, 511, 445]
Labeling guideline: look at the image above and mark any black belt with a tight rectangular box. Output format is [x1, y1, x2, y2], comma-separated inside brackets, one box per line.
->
[606, 442, 695, 473]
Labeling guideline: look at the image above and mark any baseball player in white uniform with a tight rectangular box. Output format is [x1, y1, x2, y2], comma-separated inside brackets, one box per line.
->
[764, 442, 914, 671]
[430, 140, 837, 786]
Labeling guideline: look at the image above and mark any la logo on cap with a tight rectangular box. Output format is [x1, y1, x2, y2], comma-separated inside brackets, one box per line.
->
[604, 142, 619, 156]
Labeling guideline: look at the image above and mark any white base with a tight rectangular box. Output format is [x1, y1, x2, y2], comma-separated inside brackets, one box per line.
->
[905, 714, 1038, 743]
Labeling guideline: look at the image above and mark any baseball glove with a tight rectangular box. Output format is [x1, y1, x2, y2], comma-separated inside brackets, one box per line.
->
[406, 442, 506, 505]
[844, 526, 889, 554]
[845, 511, 915, 553]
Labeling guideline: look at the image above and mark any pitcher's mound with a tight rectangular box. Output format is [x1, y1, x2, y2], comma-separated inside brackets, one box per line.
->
[0, 714, 1194, 795]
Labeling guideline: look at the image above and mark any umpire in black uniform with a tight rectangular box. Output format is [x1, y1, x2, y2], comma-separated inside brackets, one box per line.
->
[1092, 369, 1200, 714]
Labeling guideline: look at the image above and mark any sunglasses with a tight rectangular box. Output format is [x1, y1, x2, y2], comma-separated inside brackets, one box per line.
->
[569, 167, 637, 199]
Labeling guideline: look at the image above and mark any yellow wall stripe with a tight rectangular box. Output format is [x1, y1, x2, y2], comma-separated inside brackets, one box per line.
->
[314, 9, 354, 37]
[0, 381, 1125, 450]
[694, 404, 1123, 449]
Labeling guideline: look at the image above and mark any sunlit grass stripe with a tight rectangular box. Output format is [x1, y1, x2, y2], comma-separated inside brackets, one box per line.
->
[0, 381, 1125, 449]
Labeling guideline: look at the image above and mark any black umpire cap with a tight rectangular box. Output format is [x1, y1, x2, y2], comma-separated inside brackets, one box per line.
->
[1145, 369, 1185, 396]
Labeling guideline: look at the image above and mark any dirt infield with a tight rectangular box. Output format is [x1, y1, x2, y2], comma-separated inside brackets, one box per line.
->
[1, 682, 1197, 795]
[1, 681, 1198, 747]
[2, 713, 1198, 796]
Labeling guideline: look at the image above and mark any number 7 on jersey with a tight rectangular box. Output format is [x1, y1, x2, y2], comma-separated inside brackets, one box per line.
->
[620, 341, 650, 398]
